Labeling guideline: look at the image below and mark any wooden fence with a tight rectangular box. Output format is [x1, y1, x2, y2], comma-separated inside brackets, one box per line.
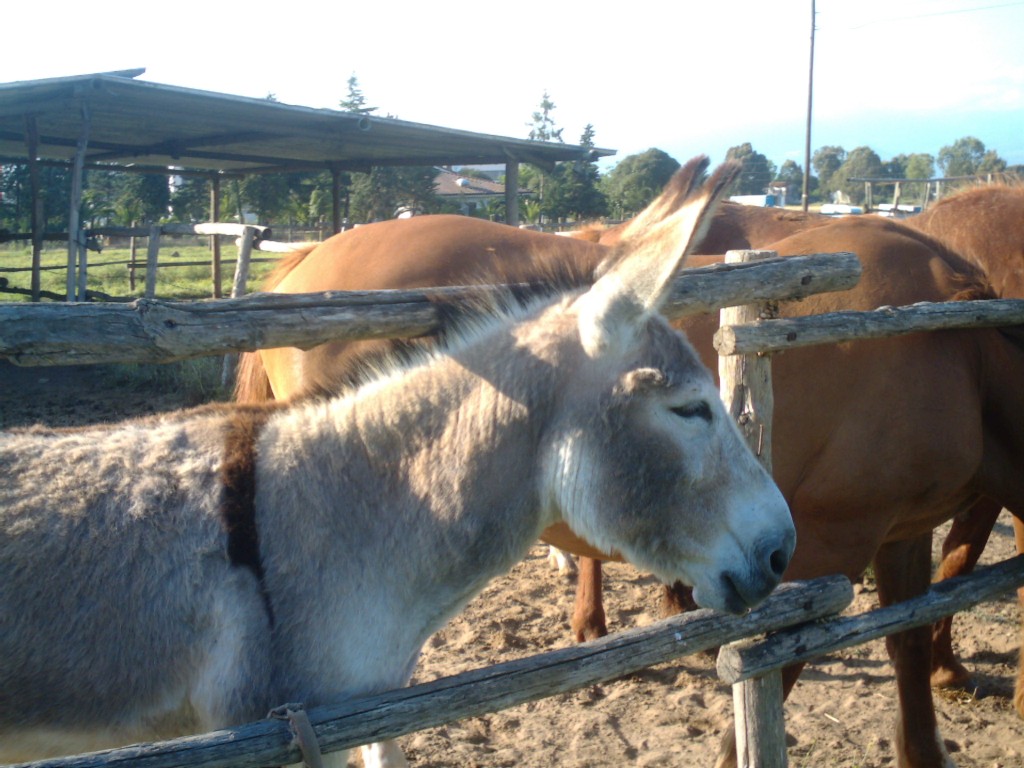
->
[0, 223, 315, 303]
[3, 249, 1024, 768]
[0, 252, 863, 366]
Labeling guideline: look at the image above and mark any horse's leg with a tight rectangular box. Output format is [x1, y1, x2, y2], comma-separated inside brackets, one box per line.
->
[1014, 515, 1024, 718]
[361, 740, 408, 767]
[286, 751, 349, 768]
[930, 499, 1002, 688]
[546, 546, 577, 576]
[571, 557, 607, 642]
[874, 534, 955, 768]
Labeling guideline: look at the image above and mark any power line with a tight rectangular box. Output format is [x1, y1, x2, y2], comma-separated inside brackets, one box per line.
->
[847, 1, 1024, 29]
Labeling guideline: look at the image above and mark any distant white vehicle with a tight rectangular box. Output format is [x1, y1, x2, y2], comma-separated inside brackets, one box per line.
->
[728, 193, 780, 207]
[875, 203, 923, 218]
[820, 203, 864, 216]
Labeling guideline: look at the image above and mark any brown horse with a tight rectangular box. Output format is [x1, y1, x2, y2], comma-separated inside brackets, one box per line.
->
[908, 184, 1024, 296]
[905, 183, 1024, 698]
[236, 209, 1024, 766]
[567, 199, 828, 249]
[680, 217, 1024, 768]
[233, 202, 821, 575]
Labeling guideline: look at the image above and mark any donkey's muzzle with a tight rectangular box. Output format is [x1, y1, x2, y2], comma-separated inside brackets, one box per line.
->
[719, 529, 796, 614]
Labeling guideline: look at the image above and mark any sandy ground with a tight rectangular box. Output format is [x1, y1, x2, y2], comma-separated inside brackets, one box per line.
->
[2, 361, 1022, 767]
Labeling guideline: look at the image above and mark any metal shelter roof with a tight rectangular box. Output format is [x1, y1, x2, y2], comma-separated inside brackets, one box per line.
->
[0, 69, 614, 175]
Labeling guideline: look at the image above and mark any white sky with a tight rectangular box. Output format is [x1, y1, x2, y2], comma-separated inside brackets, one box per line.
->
[6, 0, 1024, 170]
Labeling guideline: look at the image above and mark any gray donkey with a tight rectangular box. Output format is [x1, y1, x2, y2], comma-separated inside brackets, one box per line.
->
[0, 158, 795, 768]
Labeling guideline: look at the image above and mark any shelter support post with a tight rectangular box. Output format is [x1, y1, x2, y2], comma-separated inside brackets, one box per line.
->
[718, 249, 785, 768]
[67, 101, 91, 301]
[25, 116, 43, 302]
[211, 175, 222, 298]
[332, 168, 343, 234]
[76, 234, 88, 302]
[24, 117, 44, 303]
[129, 225, 138, 292]
[505, 161, 519, 226]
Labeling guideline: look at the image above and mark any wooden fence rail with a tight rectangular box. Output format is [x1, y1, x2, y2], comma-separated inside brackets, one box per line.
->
[711, 252, 1024, 766]
[7, 577, 854, 768]
[0, 252, 861, 367]
[718, 554, 1024, 685]
[715, 298, 1024, 355]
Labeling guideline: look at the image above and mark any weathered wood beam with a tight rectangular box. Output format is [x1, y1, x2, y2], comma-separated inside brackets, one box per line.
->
[718, 250, 785, 768]
[715, 298, 1024, 356]
[718, 555, 1024, 685]
[0, 253, 862, 367]
[8, 576, 852, 768]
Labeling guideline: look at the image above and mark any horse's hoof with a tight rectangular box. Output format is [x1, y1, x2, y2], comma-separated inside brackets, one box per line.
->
[572, 621, 608, 643]
[930, 661, 972, 690]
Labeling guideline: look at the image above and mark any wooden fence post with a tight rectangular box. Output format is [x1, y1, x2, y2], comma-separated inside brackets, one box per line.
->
[718, 249, 786, 768]
[229, 225, 256, 299]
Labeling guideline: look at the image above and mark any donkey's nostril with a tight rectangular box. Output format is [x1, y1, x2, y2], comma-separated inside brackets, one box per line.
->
[768, 547, 789, 578]
[758, 531, 794, 580]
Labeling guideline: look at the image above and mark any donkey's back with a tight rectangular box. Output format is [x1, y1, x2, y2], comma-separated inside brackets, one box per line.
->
[0, 408, 276, 760]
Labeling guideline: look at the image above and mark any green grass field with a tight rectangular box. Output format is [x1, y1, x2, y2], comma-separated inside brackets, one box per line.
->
[1, 242, 285, 402]
[0, 243, 279, 302]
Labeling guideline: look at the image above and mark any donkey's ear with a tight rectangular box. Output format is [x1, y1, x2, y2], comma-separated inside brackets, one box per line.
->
[576, 157, 740, 357]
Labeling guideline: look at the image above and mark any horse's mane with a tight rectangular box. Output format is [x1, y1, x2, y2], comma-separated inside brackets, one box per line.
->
[885, 218, 998, 302]
[564, 223, 606, 243]
[922, 179, 1024, 216]
[259, 242, 321, 291]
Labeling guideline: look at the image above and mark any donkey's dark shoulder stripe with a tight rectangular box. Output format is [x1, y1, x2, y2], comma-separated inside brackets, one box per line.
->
[220, 402, 286, 626]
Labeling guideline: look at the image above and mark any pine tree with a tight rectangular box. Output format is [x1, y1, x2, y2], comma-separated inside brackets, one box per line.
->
[527, 91, 563, 143]
[339, 74, 377, 115]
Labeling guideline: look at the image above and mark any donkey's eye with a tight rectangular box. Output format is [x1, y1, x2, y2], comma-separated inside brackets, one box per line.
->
[671, 401, 713, 423]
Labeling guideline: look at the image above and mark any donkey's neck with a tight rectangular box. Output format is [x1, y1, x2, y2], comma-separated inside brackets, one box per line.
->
[255, 319, 568, 692]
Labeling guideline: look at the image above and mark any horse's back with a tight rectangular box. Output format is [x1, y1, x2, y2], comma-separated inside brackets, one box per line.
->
[907, 185, 1024, 297]
[696, 201, 829, 254]
[276, 215, 606, 293]
[256, 216, 609, 400]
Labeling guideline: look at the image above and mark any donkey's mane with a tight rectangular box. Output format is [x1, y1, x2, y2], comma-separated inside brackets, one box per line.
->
[6, 401, 287, 436]
[300, 255, 604, 402]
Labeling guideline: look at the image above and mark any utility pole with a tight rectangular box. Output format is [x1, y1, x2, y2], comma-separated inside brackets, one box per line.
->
[802, 0, 816, 212]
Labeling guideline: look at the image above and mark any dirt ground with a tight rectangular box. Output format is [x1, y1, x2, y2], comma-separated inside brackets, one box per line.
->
[2, 361, 1022, 767]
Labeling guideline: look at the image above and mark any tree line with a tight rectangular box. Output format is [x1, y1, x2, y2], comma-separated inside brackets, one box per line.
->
[1, 82, 1020, 237]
